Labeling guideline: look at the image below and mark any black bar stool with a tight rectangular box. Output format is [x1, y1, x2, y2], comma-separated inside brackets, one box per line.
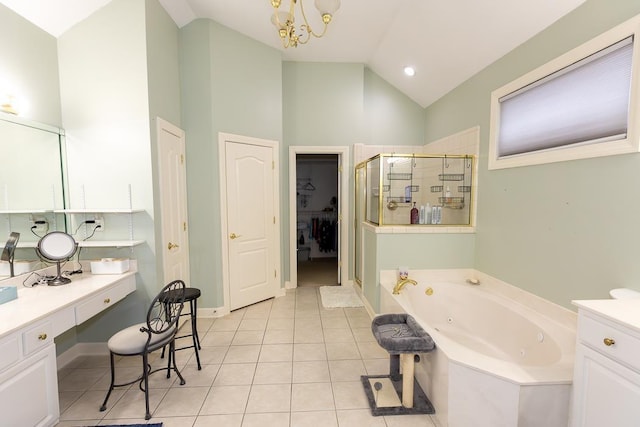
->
[160, 287, 202, 370]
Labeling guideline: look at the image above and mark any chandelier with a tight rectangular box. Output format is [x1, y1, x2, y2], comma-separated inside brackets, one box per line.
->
[270, 0, 341, 48]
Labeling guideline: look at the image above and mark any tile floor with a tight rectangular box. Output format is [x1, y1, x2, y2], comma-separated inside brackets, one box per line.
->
[55, 287, 437, 427]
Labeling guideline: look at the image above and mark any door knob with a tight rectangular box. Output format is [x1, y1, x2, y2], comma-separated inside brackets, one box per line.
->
[230, 233, 241, 240]
[168, 242, 179, 250]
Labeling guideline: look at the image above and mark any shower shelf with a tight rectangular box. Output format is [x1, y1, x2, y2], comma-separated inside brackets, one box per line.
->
[438, 174, 464, 181]
[439, 197, 465, 209]
[430, 185, 443, 193]
[387, 173, 412, 180]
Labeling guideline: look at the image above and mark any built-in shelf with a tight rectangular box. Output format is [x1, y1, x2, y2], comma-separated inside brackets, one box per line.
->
[55, 209, 144, 214]
[0, 209, 54, 214]
[438, 173, 464, 181]
[78, 240, 145, 248]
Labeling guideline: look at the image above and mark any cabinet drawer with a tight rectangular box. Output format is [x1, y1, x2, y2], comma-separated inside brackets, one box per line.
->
[75, 277, 135, 324]
[23, 321, 54, 356]
[579, 313, 640, 371]
[0, 334, 20, 371]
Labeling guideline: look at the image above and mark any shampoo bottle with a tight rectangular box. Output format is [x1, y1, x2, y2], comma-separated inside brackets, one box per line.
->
[410, 202, 419, 224]
[419, 205, 425, 224]
[425, 202, 431, 224]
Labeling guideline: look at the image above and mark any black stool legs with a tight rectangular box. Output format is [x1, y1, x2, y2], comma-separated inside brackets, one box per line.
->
[161, 287, 202, 370]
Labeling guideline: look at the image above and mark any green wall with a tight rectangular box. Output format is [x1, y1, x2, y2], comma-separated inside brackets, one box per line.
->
[424, 0, 640, 309]
[180, 20, 283, 308]
[0, 4, 61, 126]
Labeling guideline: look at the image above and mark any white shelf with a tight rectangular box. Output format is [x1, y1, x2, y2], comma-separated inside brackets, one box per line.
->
[55, 209, 144, 214]
[0, 210, 54, 214]
[78, 240, 145, 248]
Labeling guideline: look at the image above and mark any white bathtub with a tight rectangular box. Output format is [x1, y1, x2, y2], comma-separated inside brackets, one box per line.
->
[378, 269, 577, 427]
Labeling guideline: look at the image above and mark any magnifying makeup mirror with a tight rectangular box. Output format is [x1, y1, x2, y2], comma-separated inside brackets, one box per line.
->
[36, 231, 78, 286]
[1, 232, 20, 277]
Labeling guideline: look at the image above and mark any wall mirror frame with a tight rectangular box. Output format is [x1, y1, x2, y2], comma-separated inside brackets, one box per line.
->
[0, 112, 68, 277]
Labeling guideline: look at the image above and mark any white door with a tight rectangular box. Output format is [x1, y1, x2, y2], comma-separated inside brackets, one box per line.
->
[157, 118, 190, 285]
[221, 135, 279, 310]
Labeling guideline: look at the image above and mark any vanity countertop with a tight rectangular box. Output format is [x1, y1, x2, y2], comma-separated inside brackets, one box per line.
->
[572, 299, 640, 334]
[0, 269, 136, 338]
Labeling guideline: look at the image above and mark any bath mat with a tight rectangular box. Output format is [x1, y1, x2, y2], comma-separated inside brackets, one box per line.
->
[319, 285, 364, 308]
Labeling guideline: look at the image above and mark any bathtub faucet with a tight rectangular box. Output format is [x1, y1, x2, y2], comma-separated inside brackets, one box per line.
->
[393, 278, 418, 295]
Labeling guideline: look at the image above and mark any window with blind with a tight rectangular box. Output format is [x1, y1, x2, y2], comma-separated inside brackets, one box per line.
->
[489, 17, 640, 169]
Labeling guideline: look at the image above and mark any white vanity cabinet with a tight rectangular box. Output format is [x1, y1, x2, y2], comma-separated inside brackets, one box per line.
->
[571, 301, 640, 427]
[0, 270, 136, 426]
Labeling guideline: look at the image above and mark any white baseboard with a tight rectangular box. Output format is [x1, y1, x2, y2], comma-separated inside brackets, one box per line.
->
[57, 342, 108, 370]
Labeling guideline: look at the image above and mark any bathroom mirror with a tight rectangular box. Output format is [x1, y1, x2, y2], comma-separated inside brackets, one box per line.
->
[36, 231, 77, 286]
[0, 113, 67, 276]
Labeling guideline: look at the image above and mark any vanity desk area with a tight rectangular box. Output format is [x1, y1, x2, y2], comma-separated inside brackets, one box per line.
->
[570, 298, 640, 427]
[0, 265, 137, 427]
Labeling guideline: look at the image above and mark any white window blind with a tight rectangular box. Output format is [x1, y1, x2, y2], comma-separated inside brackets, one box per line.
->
[498, 37, 634, 157]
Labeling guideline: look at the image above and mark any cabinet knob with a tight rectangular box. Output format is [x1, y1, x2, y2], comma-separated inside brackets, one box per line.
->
[104, 298, 111, 304]
[603, 337, 615, 346]
[38, 333, 47, 341]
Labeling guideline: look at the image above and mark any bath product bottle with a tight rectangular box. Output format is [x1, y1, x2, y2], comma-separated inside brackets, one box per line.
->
[445, 186, 451, 203]
[419, 205, 425, 224]
[410, 202, 419, 224]
[431, 205, 438, 224]
[437, 206, 443, 224]
[425, 202, 431, 224]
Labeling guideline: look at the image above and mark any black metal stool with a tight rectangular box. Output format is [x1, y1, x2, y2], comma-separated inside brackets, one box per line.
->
[160, 287, 202, 370]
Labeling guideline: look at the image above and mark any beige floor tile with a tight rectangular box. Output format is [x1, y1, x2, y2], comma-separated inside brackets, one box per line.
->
[58, 368, 107, 391]
[193, 414, 243, 427]
[347, 316, 373, 329]
[196, 345, 229, 365]
[292, 360, 331, 383]
[363, 358, 391, 376]
[150, 415, 199, 427]
[202, 331, 236, 347]
[263, 328, 294, 344]
[245, 383, 291, 413]
[295, 317, 322, 329]
[154, 386, 209, 417]
[323, 328, 355, 343]
[293, 343, 327, 361]
[290, 410, 339, 427]
[351, 327, 376, 342]
[58, 390, 83, 413]
[336, 409, 387, 427]
[199, 385, 251, 415]
[104, 387, 169, 420]
[325, 342, 361, 360]
[259, 344, 293, 362]
[253, 362, 293, 384]
[291, 383, 335, 411]
[268, 308, 295, 319]
[319, 308, 346, 319]
[328, 359, 367, 382]
[266, 317, 295, 330]
[238, 318, 268, 331]
[60, 389, 122, 421]
[179, 363, 220, 387]
[241, 412, 290, 427]
[214, 363, 256, 386]
[384, 414, 437, 426]
[321, 317, 350, 329]
[356, 341, 389, 359]
[332, 382, 370, 410]
[210, 317, 241, 331]
[224, 345, 262, 363]
[294, 327, 324, 344]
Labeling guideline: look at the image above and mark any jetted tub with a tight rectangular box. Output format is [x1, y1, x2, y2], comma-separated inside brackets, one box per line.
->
[378, 269, 577, 427]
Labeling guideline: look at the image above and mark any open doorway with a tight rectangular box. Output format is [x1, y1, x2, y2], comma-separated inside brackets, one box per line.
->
[296, 154, 339, 287]
[288, 146, 349, 289]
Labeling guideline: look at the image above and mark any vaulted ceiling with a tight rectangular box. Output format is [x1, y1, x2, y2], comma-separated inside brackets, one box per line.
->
[1, 0, 586, 108]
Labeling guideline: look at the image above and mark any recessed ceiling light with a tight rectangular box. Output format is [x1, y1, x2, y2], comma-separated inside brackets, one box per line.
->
[403, 66, 416, 77]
